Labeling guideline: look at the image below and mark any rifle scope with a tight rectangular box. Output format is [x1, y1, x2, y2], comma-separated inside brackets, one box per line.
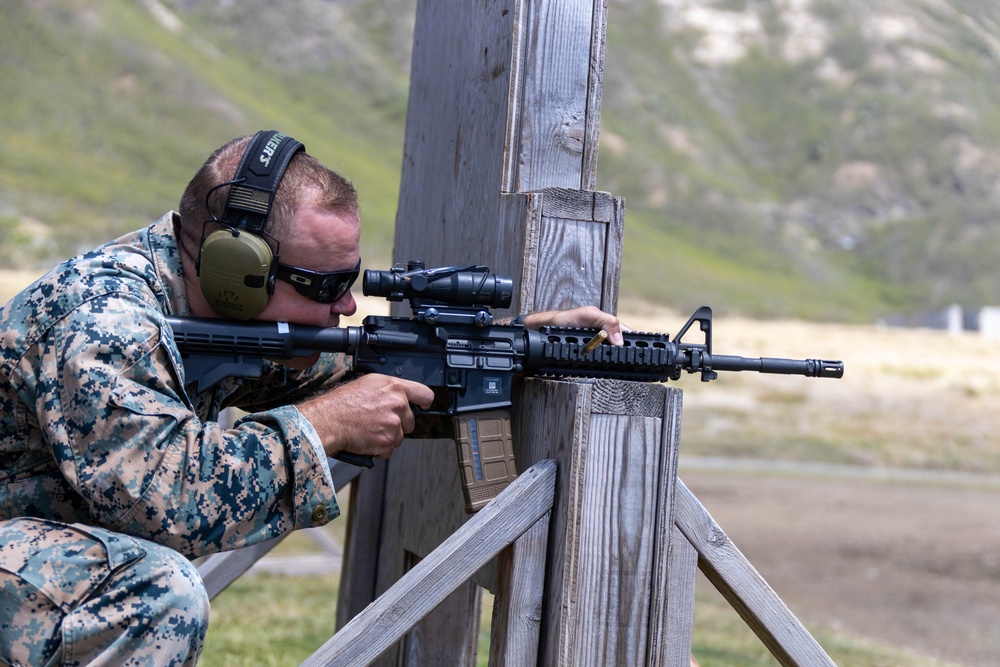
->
[363, 260, 514, 308]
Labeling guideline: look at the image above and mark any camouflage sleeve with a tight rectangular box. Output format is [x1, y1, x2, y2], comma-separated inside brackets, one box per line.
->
[33, 291, 339, 558]
[221, 352, 351, 413]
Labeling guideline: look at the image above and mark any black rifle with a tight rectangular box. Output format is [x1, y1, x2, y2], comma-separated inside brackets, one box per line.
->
[167, 261, 844, 512]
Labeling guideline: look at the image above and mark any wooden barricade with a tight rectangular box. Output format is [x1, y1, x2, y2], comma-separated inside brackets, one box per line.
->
[198, 1, 840, 664]
[339, 2, 631, 662]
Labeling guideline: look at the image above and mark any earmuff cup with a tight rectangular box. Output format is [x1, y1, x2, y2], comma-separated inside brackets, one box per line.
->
[199, 228, 275, 319]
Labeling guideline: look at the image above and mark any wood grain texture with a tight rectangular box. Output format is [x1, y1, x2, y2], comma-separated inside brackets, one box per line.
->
[513, 0, 607, 191]
[371, 440, 481, 667]
[336, 460, 390, 632]
[341, 0, 638, 662]
[645, 389, 690, 666]
[394, 0, 525, 280]
[514, 378, 681, 667]
[488, 511, 551, 667]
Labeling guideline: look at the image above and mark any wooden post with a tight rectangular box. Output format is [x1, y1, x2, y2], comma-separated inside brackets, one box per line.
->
[515, 380, 683, 666]
[385, 0, 617, 295]
[674, 480, 838, 667]
[337, 1, 686, 664]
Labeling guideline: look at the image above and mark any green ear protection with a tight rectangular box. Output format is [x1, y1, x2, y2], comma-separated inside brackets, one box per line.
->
[196, 130, 304, 319]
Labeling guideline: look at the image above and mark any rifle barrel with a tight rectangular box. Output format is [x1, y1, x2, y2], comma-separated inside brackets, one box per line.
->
[710, 354, 844, 378]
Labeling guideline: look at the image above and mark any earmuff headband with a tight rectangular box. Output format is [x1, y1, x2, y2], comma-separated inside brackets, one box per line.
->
[221, 130, 305, 233]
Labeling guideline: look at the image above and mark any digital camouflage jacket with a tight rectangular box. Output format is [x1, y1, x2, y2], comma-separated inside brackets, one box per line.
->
[0, 213, 342, 558]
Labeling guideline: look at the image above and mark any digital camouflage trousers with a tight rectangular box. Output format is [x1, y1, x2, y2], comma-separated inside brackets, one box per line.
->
[0, 518, 209, 666]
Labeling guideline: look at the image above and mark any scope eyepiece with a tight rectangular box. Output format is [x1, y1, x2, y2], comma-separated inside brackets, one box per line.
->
[363, 260, 514, 308]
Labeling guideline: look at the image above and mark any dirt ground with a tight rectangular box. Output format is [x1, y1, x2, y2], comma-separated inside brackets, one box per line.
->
[679, 461, 1000, 667]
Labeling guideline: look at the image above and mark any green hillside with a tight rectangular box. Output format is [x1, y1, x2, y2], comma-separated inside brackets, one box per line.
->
[0, 0, 409, 268]
[3, 0, 1000, 322]
[599, 0, 1000, 320]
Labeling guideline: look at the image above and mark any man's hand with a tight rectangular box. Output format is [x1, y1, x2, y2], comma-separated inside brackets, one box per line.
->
[522, 305, 630, 345]
[297, 374, 435, 460]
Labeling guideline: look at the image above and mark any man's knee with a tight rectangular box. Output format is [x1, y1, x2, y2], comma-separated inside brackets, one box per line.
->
[65, 539, 210, 665]
[118, 539, 210, 630]
[0, 519, 209, 666]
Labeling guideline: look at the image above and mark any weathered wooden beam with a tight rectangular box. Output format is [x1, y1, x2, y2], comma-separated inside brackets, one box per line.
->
[487, 508, 551, 666]
[339, 1, 635, 664]
[655, 525, 698, 667]
[299, 460, 557, 667]
[336, 459, 389, 631]
[674, 479, 837, 667]
[504, 0, 608, 191]
[516, 379, 681, 667]
[515, 187, 624, 316]
[645, 390, 694, 667]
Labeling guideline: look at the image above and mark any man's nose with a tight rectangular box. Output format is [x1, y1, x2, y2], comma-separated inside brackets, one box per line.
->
[331, 291, 357, 318]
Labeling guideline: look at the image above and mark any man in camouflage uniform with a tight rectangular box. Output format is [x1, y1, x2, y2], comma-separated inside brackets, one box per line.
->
[0, 132, 624, 665]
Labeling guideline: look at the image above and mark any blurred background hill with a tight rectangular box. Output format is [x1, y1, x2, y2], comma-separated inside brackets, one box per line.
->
[3, 0, 1000, 323]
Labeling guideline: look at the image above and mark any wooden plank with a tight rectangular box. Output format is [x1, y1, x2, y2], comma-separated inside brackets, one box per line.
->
[502, 0, 530, 193]
[515, 378, 671, 667]
[538, 187, 615, 221]
[657, 525, 698, 667]
[558, 413, 663, 665]
[512, 192, 541, 315]
[394, 0, 525, 278]
[488, 510, 551, 667]
[674, 479, 838, 667]
[299, 460, 557, 667]
[336, 459, 389, 630]
[582, 0, 608, 192]
[645, 389, 689, 665]
[522, 188, 623, 314]
[535, 216, 607, 308]
[511, 379, 589, 665]
[601, 195, 625, 314]
[510, 0, 607, 191]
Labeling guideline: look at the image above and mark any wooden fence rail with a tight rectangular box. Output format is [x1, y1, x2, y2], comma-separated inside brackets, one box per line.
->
[674, 479, 837, 667]
[300, 460, 556, 667]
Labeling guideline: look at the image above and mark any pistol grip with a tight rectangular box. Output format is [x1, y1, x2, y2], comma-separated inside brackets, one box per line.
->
[453, 409, 518, 513]
[333, 451, 375, 469]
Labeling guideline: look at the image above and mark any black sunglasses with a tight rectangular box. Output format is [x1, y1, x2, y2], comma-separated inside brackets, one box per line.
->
[274, 258, 361, 304]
